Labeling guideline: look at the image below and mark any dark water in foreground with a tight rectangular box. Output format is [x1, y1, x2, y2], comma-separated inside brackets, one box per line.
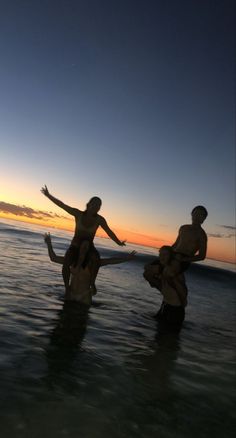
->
[0, 220, 235, 437]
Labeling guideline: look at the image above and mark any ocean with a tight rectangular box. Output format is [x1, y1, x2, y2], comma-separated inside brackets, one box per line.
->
[0, 218, 235, 438]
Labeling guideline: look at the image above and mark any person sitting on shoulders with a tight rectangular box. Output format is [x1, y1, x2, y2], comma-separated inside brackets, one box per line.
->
[171, 205, 208, 272]
[41, 185, 126, 295]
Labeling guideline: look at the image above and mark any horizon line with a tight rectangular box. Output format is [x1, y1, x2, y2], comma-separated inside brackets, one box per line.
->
[0, 215, 235, 266]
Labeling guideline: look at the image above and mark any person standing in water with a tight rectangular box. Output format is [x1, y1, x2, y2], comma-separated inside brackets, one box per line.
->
[44, 233, 136, 305]
[143, 205, 208, 331]
[144, 245, 188, 333]
[41, 185, 126, 294]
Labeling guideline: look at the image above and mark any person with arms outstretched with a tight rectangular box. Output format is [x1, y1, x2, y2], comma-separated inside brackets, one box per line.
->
[41, 185, 126, 294]
[44, 233, 135, 305]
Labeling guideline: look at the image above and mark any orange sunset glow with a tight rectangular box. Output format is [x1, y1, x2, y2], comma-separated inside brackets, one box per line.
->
[0, 210, 165, 248]
[0, 207, 235, 264]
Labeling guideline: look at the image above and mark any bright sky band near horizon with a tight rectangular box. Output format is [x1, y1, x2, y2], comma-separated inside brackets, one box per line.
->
[0, 0, 235, 264]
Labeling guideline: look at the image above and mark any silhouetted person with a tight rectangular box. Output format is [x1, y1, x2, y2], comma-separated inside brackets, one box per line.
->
[171, 205, 208, 272]
[41, 185, 126, 294]
[144, 245, 188, 333]
[44, 233, 136, 305]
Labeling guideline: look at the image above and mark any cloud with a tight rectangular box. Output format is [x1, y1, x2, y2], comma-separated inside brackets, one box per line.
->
[209, 232, 235, 239]
[208, 233, 225, 238]
[209, 224, 236, 238]
[0, 201, 68, 221]
[218, 224, 236, 231]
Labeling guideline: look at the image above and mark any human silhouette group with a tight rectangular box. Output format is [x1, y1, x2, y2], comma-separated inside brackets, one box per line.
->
[41, 185, 208, 333]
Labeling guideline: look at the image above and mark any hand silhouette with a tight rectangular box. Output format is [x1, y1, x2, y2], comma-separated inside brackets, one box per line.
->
[41, 185, 49, 197]
[44, 232, 51, 244]
[126, 250, 137, 259]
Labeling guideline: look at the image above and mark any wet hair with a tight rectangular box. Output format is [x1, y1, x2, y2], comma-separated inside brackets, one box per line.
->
[191, 205, 208, 218]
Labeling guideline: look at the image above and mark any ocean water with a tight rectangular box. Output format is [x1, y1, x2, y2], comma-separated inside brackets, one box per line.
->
[0, 218, 235, 438]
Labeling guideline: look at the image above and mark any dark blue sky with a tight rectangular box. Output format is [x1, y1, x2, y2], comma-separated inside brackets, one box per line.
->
[0, 0, 235, 260]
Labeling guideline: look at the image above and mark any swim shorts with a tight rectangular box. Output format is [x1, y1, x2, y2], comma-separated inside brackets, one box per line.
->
[156, 302, 185, 333]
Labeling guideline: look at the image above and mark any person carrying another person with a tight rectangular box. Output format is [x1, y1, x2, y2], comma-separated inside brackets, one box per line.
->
[144, 245, 188, 333]
[44, 233, 136, 306]
[41, 185, 126, 294]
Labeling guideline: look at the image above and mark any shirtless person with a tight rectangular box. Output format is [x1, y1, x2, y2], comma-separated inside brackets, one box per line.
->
[171, 205, 208, 271]
[44, 233, 136, 305]
[41, 185, 126, 294]
[144, 245, 188, 333]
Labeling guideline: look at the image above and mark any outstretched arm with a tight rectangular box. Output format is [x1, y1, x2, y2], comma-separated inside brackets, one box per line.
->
[44, 233, 64, 264]
[100, 251, 136, 266]
[41, 185, 80, 216]
[99, 217, 126, 246]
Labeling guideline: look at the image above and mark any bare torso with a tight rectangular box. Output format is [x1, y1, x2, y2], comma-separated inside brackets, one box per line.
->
[72, 212, 101, 246]
[161, 271, 188, 306]
[173, 224, 207, 257]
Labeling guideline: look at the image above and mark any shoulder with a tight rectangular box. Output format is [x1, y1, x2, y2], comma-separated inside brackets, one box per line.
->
[98, 215, 106, 225]
[200, 228, 207, 240]
[179, 224, 189, 232]
[74, 209, 82, 217]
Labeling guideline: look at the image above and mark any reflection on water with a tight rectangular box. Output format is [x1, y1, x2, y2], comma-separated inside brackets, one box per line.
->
[0, 220, 235, 438]
[45, 302, 89, 389]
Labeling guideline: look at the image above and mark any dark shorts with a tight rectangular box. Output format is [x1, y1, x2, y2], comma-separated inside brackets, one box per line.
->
[65, 242, 100, 268]
[179, 261, 190, 272]
[156, 302, 185, 333]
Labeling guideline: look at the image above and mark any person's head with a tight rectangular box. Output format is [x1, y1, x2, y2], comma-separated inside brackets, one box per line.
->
[86, 197, 102, 214]
[191, 205, 208, 225]
[159, 245, 173, 266]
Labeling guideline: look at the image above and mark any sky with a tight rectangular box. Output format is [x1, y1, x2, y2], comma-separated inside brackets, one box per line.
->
[0, 0, 235, 263]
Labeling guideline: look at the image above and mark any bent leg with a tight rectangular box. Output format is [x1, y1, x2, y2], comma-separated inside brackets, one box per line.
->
[89, 247, 100, 295]
[62, 246, 78, 290]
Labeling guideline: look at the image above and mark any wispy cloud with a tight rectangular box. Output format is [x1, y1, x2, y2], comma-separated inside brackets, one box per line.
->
[218, 225, 236, 231]
[0, 201, 68, 221]
[208, 233, 225, 238]
[209, 224, 236, 239]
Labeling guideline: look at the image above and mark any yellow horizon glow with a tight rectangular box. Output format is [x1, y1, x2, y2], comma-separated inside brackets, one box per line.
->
[0, 212, 235, 264]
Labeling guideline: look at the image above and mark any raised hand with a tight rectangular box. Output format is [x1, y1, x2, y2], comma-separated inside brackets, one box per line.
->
[126, 250, 137, 260]
[44, 232, 51, 244]
[41, 185, 49, 197]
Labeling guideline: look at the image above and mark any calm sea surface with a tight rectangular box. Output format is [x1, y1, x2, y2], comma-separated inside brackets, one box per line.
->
[0, 219, 235, 438]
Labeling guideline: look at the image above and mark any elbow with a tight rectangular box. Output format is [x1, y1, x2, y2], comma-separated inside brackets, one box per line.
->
[198, 254, 206, 261]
